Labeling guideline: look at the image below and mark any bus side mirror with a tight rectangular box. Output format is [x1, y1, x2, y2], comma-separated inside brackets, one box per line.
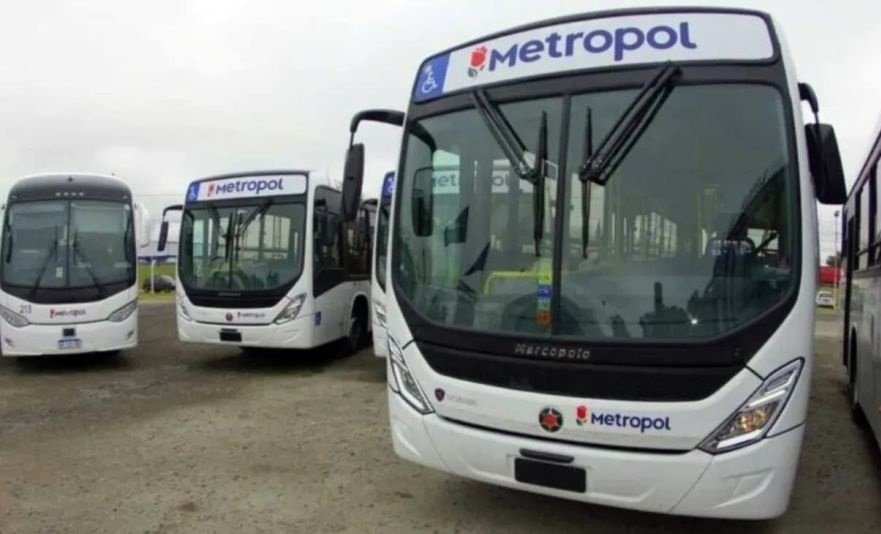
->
[157, 221, 170, 252]
[806, 123, 847, 205]
[412, 168, 434, 237]
[157, 204, 183, 254]
[342, 144, 365, 222]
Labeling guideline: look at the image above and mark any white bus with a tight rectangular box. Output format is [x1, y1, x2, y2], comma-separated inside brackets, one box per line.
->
[0, 173, 147, 357]
[371, 171, 394, 357]
[340, 8, 847, 519]
[157, 170, 373, 353]
[841, 117, 881, 449]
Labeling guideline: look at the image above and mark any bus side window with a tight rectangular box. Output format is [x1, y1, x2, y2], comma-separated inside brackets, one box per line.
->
[314, 189, 342, 272]
[344, 202, 375, 277]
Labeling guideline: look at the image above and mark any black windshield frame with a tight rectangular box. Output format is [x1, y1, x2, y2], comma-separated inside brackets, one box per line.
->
[1, 198, 136, 304]
[391, 62, 802, 366]
[177, 195, 307, 306]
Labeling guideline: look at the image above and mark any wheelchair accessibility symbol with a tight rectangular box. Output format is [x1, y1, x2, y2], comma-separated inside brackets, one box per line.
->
[186, 183, 200, 202]
[414, 55, 449, 101]
[421, 65, 439, 94]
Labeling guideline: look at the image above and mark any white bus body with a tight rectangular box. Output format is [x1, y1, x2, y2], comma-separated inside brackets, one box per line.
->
[0, 173, 145, 357]
[841, 116, 881, 449]
[160, 171, 372, 352]
[344, 8, 846, 519]
[371, 172, 394, 357]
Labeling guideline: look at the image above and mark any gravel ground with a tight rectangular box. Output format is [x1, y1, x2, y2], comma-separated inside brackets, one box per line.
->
[0, 303, 879, 533]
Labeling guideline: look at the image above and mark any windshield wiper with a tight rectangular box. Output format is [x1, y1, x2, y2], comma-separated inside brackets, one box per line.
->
[237, 198, 273, 239]
[580, 107, 594, 259]
[232, 199, 273, 266]
[579, 62, 681, 186]
[471, 88, 548, 256]
[29, 226, 60, 299]
[72, 232, 107, 298]
[205, 203, 231, 262]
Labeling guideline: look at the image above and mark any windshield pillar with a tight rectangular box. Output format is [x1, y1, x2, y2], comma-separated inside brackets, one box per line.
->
[550, 94, 572, 334]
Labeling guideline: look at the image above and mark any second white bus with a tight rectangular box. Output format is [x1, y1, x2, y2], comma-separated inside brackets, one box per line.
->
[158, 170, 373, 353]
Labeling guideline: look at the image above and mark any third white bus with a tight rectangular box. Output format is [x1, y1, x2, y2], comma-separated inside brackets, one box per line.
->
[341, 7, 846, 518]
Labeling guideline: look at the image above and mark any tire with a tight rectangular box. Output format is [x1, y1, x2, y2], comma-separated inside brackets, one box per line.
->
[346, 313, 365, 355]
[849, 351, 868, 427]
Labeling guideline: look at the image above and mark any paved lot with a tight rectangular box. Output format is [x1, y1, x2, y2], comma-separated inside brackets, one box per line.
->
[0, 304, 879, 533]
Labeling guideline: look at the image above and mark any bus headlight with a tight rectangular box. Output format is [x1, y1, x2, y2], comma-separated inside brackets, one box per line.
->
[0, 305, 29, 327]
[274, 293, 306, 324]
[699, 359, 803, 454]
[374, 302, 387, 326]
[388, 335, 433, 414]
[107, 301, 137, 322]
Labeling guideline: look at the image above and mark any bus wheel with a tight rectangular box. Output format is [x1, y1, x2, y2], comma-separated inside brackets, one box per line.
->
[849, 350, 867, 427]
[347, 313, 365, 355]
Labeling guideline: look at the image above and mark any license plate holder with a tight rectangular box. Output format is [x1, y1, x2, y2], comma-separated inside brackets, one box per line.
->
[514, 458, 586, 493]
[57, 338, 82, 350]
[220, 330, 242, 343]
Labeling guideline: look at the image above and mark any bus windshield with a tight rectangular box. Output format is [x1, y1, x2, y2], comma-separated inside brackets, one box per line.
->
[395, 83, 796, 341]
[179, 200, 306, 291]
[2, 200, 134, 291]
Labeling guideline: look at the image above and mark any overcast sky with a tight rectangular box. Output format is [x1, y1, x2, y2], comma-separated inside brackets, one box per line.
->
[1, 0, 878, 258]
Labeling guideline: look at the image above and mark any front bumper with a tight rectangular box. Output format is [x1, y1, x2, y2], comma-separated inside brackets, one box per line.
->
[0, 315, 138, 357]
[389, 392, 803, 519]
[178, 313, 316, 349]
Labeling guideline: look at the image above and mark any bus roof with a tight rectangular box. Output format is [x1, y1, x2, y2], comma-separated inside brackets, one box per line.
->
[411, 7, 778, 104]
[7, 173, 131, 203]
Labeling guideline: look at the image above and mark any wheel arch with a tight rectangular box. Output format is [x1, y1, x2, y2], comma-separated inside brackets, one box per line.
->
[348, 291, 370, 325]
